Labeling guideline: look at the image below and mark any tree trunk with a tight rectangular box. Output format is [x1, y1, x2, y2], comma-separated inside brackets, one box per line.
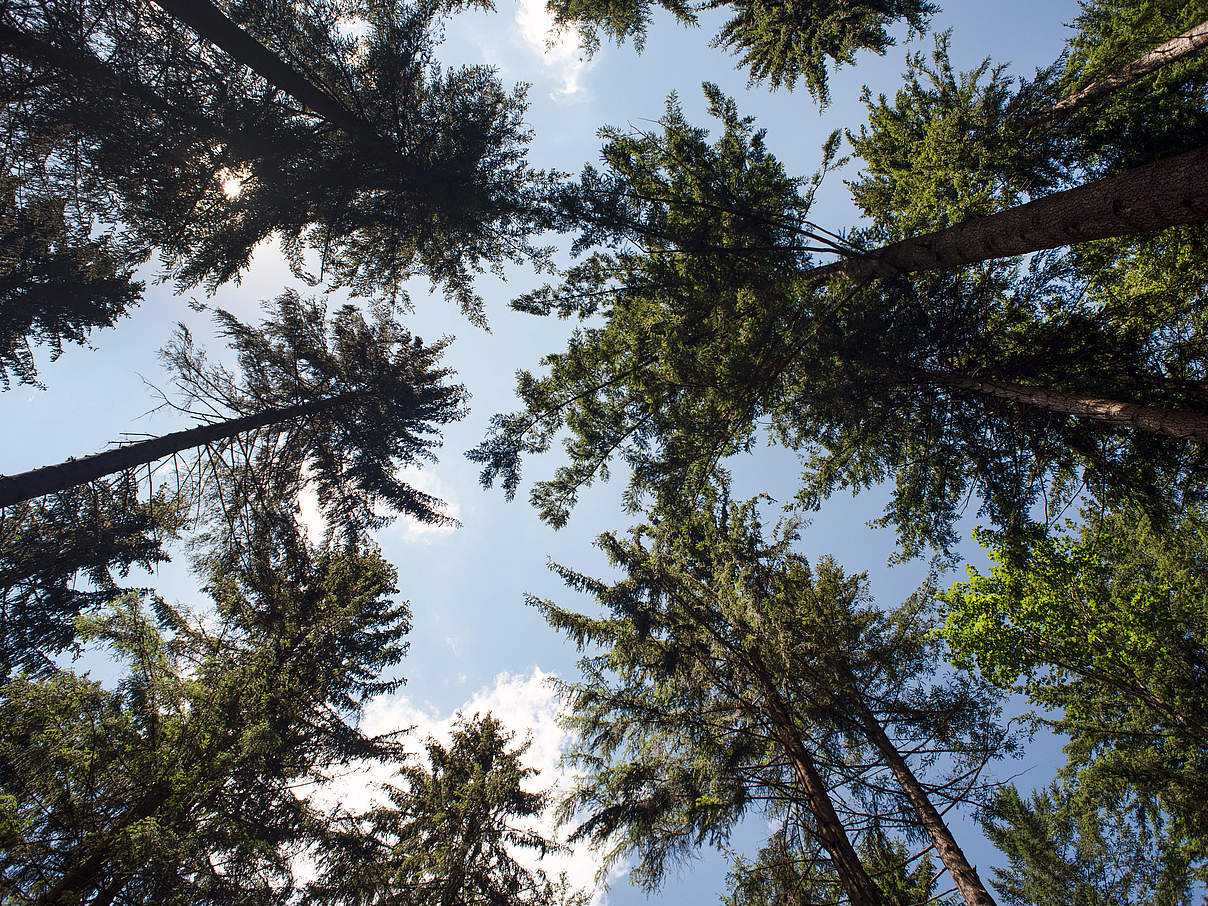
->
[844, 690, 997, 906]
[911, 368, 1208, 444]
[749, 661, 886, 906]
[769, 717, 887, 906]
[1044, 19, 1208, 122]
[148, 0, 387, 152]
[811, 145, 1208, 283]
[0, 393, 361, 509]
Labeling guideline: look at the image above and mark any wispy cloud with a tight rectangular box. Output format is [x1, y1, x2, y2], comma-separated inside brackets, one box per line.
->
[514, 0, 593, 98]
[392, 464, 460, 543]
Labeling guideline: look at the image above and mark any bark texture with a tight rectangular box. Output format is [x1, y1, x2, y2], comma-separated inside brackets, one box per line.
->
[1047, 18, 1208, 121]
[0, 393, 358, 509]
[914, 369, 1208, 444]
[812, 145, 1208, 283]
[846, 692, 998, 906]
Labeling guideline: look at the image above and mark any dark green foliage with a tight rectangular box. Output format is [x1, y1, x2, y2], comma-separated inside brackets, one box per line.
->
[309, 714, 587, 906]
[1, 0, 551, 321]
[0, 477, 182, 681]
[160, 290, 466, 543]
[0, 534, 411, 904]
[473, 88, 1208, 559]
[537, 488, 1002, 891]
[724, 826, 944, 905]
[844, 12, 1208, 360]
[547, 0, 934, 102]
[983, 783, 1199, 906]
[0, 180, 144, 387]
[942, 506, 1208, 845]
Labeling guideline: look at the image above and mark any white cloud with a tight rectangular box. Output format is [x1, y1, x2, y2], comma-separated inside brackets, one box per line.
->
[297, 465, 460, 545]
[308, 669, 613, 902]
[514, 0, 593, 98]
[392, 464, 461, 543]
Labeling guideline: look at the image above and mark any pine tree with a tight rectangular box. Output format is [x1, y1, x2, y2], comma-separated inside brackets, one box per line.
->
[0, 529, 411, 905]
[308, 715, 588, 906]
[538, 487, 1005, 905]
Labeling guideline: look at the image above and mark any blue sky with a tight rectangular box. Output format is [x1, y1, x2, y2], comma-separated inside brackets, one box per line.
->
[0, 1, 1085, 900]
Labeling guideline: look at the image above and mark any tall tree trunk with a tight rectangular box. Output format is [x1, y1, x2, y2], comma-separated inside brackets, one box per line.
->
[748, 658, 887, 906]
[841, 685, 997, 906]
[909, 367, 1208, 443]
[1044, 19, 1208, 122]
[811, 145, 1208, 283]
[148, 0, 387, 152]
[0, 392, 362, 509]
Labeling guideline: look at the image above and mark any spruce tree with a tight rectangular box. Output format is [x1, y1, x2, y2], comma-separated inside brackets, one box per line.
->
[0, 292, 466, 542]
[1, 0, 551, 322]
[983, 783, 1199, 906]
[0, 181, 144, 388]
[546, 0, 935, 103]
[308, 715, 587, 906]
[538, 488, 1005, 905]
[0, 477, 182, 681]
[0, 528, 411, 905]
[473, 86, 1208, 557]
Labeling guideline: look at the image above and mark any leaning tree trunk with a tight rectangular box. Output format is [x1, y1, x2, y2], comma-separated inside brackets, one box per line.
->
[0, 392, 362, 509]
[910, 368, 1208, 444]
[751, 660, 887, 906]
[811, 145, 1208, 283]
[842, 686, 998, 906]
[1043, 18, 1208, 122]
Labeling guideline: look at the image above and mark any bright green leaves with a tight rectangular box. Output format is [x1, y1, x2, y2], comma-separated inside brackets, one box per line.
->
[941, 507, 1208, 842]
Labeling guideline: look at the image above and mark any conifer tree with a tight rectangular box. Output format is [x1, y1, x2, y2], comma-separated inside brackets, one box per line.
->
[546, 0, 935, 103]
[0, 292, 466, 541]
[983, 783, 1199, 906]
[308, 715, 587, 906]
[0, 181, 144, 388]
[1, 0, 551, 322]
[538, 488, 1005, 905]
[474, 86, 1208, 557]
[0, 528, 411, 905]
[0, 477, 182, 681]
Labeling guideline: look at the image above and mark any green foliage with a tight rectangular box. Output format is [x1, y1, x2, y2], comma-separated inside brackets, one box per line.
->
[474, 87, 1208, 559]
[309, 714, 587, 906]
[941, 506, 1208, 843]
[983, 783, 1199, 906]
[0, 180, 144, 388]
[0, 533, 411, 904]
[547, 0, 934, 102]
[162, 290, 467, 544]
[537, 487, 1002, 891]
[1, 0, 552, 321]
[724, 825, 943, 905]
[0, 477, 183, 680]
